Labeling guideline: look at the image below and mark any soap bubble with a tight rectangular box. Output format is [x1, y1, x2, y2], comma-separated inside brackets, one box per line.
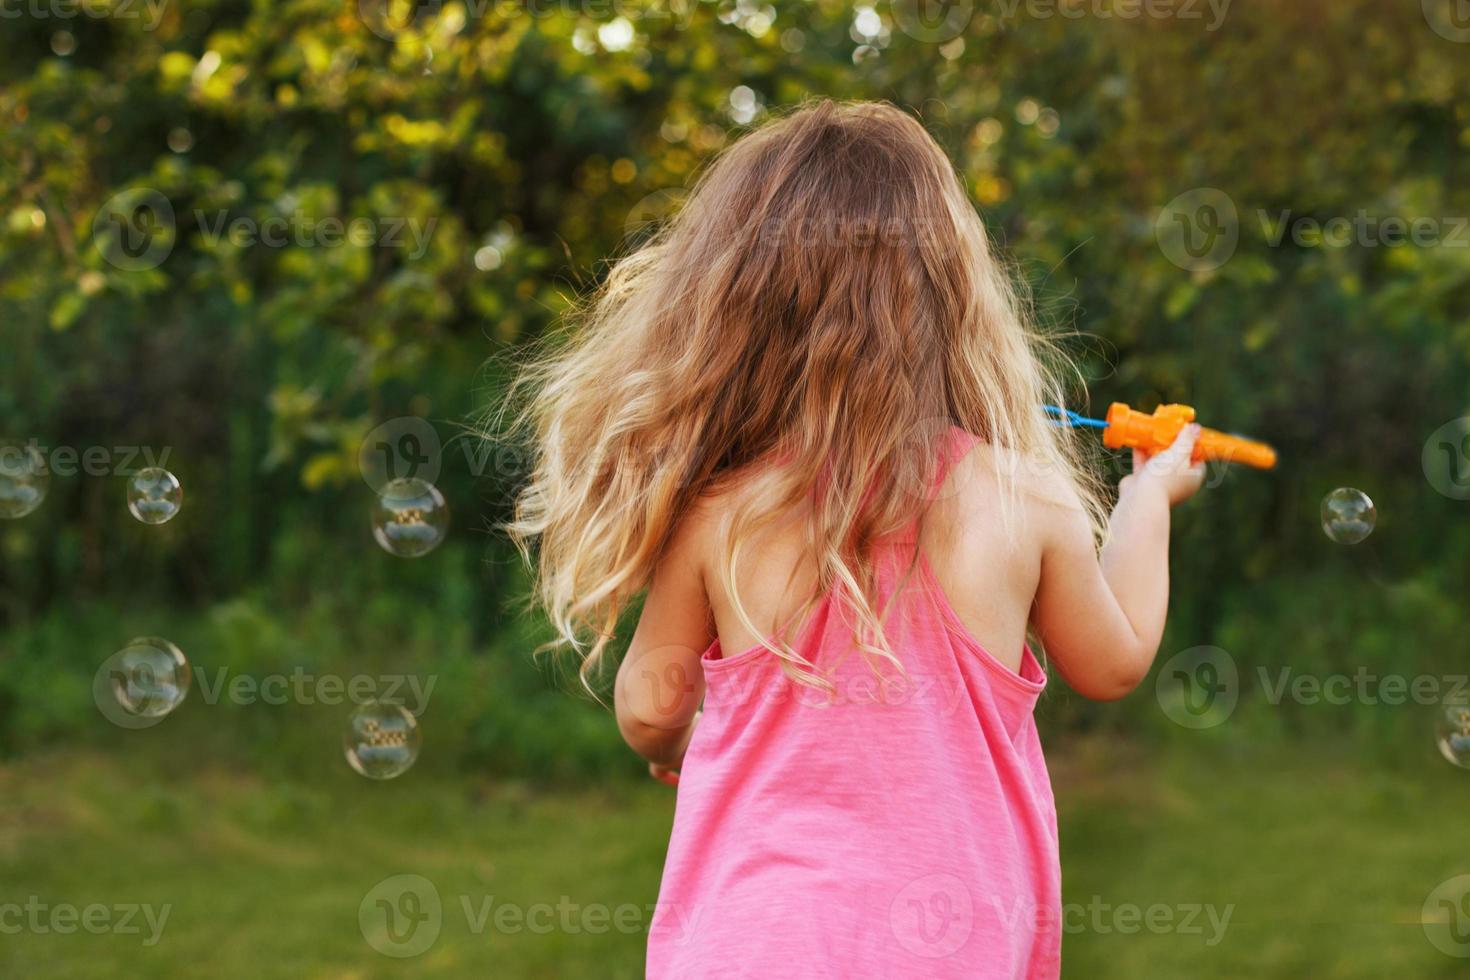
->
[0, 443, 49, 519]
[128, 467, 183, 525]
[93, 637, 191, 728]
[1437, 703, 1470, 770]
[372, 478, 448, 557]
[344, 701, 421, 780]
[1321, 487, 1375, 544]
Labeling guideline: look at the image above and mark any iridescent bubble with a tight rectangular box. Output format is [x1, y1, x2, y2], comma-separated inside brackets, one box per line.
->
[344, 701, 421, 780]
[93, 637, 191, 728]
[0, 443, 49, 519]
[128, 467, 183, 525]
[372, 478, 448, 557]
[1436, 703, 1470, 770]
[1321, 487, 1375, 545]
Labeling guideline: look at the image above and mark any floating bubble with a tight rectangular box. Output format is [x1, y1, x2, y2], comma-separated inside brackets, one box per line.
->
[0, 443, 49, 519]
[94, 637, 191, 727]
[1437, 703, 1470, 770]
[128, 467, 183, 525]
[344, 701, 421, 780]
[372, 478, 448, 557]
[1321, 487, 1375, 545]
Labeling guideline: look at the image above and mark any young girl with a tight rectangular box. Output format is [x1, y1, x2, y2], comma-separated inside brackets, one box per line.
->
[505, 100, 1204, 979]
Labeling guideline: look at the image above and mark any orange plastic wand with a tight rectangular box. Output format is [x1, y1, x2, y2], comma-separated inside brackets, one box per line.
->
[1044, 403, 1277, 469]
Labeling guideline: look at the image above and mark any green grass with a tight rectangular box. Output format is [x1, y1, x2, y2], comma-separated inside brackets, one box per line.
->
[2, 740, 1466, 978]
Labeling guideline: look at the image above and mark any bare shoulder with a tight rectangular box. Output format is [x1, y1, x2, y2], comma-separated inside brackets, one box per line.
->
[662, 487, 721, 574]
[940, 435, 1092, 546]
[944, 437, 1084, 507]
[661, 466, 779, 573]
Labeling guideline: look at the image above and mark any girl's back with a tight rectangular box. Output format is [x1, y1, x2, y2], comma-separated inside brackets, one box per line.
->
[647, 431, 1061, 978]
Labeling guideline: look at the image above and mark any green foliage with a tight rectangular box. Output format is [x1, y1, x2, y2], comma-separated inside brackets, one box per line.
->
[2, 0, 1468, 770]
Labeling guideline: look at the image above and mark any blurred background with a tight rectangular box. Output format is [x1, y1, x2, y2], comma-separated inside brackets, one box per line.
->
[2, 0, 1469, 976]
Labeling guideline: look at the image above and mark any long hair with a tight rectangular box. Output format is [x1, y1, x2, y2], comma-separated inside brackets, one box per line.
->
[498, 99, 1104, 691]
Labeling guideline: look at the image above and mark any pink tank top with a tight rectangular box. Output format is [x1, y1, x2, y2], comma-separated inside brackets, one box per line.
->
[646, 430, 1062, 979]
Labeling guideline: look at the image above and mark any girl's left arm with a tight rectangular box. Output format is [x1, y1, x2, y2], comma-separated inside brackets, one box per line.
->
[614, 518, 713, 771]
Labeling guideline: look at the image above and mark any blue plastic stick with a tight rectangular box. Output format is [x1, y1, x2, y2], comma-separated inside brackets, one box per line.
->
[1042, 405, 1108, 429]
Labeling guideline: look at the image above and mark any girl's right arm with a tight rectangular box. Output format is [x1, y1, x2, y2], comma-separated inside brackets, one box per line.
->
[614, 515, 712, 775]
[1031, 425, 1204, 700]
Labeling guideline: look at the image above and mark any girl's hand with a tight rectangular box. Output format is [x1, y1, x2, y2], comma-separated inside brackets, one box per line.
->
[1122, 424, 1205, 507]
[647, 709, 701, 788]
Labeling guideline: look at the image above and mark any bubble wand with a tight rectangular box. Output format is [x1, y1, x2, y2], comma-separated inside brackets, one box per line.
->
[1044, 403, 1277, 470]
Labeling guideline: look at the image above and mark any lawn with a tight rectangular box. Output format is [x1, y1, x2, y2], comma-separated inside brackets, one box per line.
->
[1, 739, 1465, 978]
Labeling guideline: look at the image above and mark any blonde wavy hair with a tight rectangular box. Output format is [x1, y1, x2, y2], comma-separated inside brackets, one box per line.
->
[500, 99, 1104, 691]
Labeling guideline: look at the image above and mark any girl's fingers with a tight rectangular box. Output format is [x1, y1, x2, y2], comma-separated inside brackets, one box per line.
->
[649, 763, 679, 787]
[1148, 424, 1201, 475]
